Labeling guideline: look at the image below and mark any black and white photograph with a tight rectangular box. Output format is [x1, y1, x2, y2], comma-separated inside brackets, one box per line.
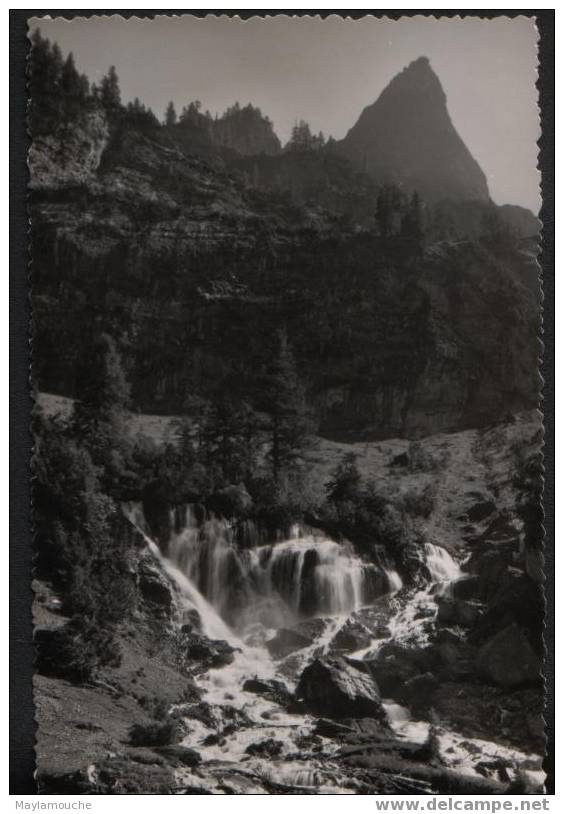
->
[26, 12, 546, 795]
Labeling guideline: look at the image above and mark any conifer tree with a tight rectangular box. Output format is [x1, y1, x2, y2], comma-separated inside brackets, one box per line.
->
[199, 399, 261, 485]
[100, 65, 121, 109]
[72, 333, 130, 464]
[165, 100, 177, 127]
[28, 29, 65, 133]
[61, 52, 88, 114]
[263, 332, 313, 482]
[288, 120, 313, 152]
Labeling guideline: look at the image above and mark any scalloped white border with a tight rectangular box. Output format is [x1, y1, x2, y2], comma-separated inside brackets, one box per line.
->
[7, 4, 554, 807]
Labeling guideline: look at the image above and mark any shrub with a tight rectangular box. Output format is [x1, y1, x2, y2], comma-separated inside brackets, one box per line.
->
[129, 718, 185, 747]
[33, 408, 134, 681]
[138, 696, 170, 720]
[407, 441, 448, 473]
[35, 618, 122, 683]
[400, 483, 438, 518]
[325, 453, 362, 505]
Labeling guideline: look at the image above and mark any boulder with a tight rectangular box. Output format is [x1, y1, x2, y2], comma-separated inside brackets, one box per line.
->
[266, 618, 327, 659]
[294, 733, 323, 752]
[465, 546, 515, 602]
[351, 603, 393, 640]
[313, 718, 355, 738]
[473, 570, 543, 643]
[328, 619, 373, 654]
[436, 597, 484, 627]
[184, 635, 236, 669]
[465, 500, 497, 523]
[297, 548, 321, 617]
[266, 628, 312, 659]
[361, 564, 390, 603]
[451, 575, 481, 601]
[364, 642, 436, 697]
[245, 738, 284, 758]
[296, 657, 386, 720]
[398, 672, 439, 712]
[431, 635, 477, 681]
[476, 624, 541, 688]
[242, 677, 292, 707]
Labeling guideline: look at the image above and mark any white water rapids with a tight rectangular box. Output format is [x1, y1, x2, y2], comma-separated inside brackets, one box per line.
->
[123, 503, 544, 792]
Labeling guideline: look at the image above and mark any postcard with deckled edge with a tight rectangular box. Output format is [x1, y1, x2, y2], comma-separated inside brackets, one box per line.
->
[27, 13, 545, 795]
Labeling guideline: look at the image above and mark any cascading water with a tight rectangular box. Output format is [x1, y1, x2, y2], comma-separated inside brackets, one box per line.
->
[385, 542, 462, 647]
[123, 503, 543, 790]
[257, 537, 367, 616]
[123, 502, 235, 642]
[165, 507, 390, 631]
[424, 542, 461, 583]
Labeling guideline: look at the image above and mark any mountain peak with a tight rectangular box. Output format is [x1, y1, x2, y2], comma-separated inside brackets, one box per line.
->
[338, 59, 489, 203]
[382, 56, 446, 105]
[400, 55, 432, 76]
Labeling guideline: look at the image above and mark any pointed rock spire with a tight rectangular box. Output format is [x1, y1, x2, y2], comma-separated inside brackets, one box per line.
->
[339, 57, 489, 203]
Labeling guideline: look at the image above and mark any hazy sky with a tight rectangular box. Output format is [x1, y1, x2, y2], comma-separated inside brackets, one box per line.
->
[31, 14, 540, 211]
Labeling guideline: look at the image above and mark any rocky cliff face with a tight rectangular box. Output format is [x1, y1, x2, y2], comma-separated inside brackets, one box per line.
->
[30, 107, 539, 440]
[339, 57, 490, 203]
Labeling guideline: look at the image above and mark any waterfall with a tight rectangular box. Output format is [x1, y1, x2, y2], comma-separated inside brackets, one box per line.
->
[424, 542, 461, 583]
[384, 568, 403, 594]
[123, 503, 236, 642]
[259, 537, 368, 617]
[128, 503, 395, 632]
[168, 506, 255, 619]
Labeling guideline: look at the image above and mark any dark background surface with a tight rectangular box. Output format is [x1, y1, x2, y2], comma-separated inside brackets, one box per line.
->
[9, 8, 555, 796]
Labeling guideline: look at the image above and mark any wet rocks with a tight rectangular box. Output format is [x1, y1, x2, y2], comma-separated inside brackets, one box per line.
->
[137, 558, 175, 615]
[475, 624, 541, 688]
[183, 634, 236, 669]
[242, 677, 293, 707]
[153, 745, 202, 767]
[296, 657, 386, 720]
[181, 608, 202, 634]
[436, 597, 484, 627]
[364, 642, 434, 698]
[313, 718, 355, 738]
[176, 701, 216, 729]
[328, 619, 373, 654]
[245, 738, 284, 758]
[294, 733, 323, 753]
[360, 564, 390, 603]
[451, 575, 481, 601]
[266, 618, 327, 659]
[266, 628, 312, 659]
[397, 672, 440, 713]
[351, 603, 393, 640]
